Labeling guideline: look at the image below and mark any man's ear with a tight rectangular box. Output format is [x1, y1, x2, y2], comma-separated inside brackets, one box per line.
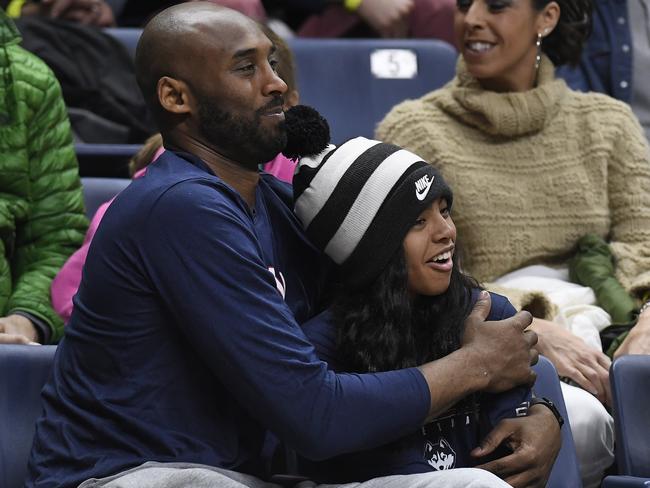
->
[157, 76, 192, 115]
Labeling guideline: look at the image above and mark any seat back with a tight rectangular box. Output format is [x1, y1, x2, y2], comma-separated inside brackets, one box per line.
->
[289, 38, 457, 143]
[532, 356, 582, 488]
[0, 345, 57, 488]
[610, 355, 650, 477]
[81, 177, 132, 218]
[103, 27, 142, 59]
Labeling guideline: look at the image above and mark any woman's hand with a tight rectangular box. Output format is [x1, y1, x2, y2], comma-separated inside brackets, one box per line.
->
[472, 405, 561, 488]
[614, 312, 650, 358]
[530, 318, 611, 405]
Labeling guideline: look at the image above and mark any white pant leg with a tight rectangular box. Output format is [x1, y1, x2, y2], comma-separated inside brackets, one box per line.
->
[560, 382, 615, 488]
[320, 468, 511, 488]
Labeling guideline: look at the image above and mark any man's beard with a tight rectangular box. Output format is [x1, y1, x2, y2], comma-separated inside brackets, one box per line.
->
[197, 95, 287, 171]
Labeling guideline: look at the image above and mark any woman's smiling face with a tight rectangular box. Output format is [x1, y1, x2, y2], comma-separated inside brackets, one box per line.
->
[454, 0, 559, 92]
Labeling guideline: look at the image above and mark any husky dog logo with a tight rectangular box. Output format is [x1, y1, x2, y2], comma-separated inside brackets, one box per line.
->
[424, 437, 456, 470]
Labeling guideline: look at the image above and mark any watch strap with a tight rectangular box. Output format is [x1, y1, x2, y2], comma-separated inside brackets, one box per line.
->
[528, 396, 565, 428]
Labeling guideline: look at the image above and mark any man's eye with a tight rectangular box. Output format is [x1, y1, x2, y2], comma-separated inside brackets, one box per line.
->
[269, 59, 279, 73]
[238, 64, 255, 73]
[441, 207, 450, 218]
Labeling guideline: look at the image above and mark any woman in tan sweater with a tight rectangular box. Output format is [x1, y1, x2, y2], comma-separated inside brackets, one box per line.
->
[377, 0, 650, 486]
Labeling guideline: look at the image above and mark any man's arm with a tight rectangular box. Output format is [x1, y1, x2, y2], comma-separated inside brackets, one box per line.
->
[418, 292, 537, 421]
[144, 186, 538, 459]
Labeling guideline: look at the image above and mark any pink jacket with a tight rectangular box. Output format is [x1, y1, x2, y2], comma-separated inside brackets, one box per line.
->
[51, 152, 296, 324]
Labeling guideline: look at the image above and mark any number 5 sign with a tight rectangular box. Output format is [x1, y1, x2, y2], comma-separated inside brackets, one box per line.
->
[370, 49, 418, 79]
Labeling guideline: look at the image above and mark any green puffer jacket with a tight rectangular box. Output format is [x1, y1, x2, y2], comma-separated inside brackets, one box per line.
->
[0, 9, 87, 342]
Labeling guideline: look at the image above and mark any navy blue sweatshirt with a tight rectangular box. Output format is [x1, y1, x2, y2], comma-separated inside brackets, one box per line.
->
[300, 293, 532, 482]
[26, 152, 430, 488]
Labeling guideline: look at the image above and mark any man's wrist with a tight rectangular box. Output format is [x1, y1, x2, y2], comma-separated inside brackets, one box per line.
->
[527, 397, 564, 428]
[455, 346, 491, 392]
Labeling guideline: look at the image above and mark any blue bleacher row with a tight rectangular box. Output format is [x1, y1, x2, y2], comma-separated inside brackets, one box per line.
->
[4, 337, 649, 488]
[76, 28, 458, 177]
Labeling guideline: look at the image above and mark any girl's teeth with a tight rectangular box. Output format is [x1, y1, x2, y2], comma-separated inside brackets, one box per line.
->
[433, 251, 452, 262]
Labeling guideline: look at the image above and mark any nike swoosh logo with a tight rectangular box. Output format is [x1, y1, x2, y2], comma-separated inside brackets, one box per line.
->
[416, 178, 434, 201]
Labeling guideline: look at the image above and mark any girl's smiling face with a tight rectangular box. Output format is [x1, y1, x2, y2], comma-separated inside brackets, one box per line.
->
[403, 198, 457, 297]
[454, 0, 560, 92]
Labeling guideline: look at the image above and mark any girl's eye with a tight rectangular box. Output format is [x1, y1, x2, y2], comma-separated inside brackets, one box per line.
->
[413, 218, 426, 227]
[441, 207, 451, 218]
[456, 0, 472, 11]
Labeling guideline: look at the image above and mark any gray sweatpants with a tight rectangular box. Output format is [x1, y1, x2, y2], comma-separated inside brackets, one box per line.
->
[78, 462, 511, 488]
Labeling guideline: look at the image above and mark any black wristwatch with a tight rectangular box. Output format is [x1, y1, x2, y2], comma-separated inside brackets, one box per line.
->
[528, 397, 564, 428]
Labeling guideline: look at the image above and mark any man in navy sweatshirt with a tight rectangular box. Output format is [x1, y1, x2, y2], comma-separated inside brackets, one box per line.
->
[26, 3, 560, 487]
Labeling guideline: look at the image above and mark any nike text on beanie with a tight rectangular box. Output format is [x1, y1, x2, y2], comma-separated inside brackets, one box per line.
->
[293, 137, 453, 290]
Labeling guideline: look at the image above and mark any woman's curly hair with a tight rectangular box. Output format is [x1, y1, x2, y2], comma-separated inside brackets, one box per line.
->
[536, 0, 593, 66]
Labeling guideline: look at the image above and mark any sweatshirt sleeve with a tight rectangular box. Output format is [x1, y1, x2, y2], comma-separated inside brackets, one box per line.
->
[142, 183, 431, 461]
[607, 102, 650, 298]
[481, 293, 532, 429]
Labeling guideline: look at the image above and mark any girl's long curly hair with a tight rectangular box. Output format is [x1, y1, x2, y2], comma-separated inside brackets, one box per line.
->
[332, 245, 479, 373]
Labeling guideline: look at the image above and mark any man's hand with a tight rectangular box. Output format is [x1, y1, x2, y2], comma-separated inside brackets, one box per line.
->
[23, 0, 116, 27]
[614, 313, 650, 358]
[0, 314, 40, 344]
[472, 405, 561, 488]
[462, 292, 538, 393]
[531, 318, 611, 405]
[356, 0, 414, 38]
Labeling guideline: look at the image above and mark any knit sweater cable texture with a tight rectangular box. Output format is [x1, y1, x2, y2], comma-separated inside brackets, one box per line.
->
[377, 57, 650, 299]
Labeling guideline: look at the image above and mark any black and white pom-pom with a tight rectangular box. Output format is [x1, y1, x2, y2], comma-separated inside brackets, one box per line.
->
[282, 105, 330, 160]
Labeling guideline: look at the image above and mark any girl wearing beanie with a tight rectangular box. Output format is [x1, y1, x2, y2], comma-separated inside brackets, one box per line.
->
[293, 138, 538, 483]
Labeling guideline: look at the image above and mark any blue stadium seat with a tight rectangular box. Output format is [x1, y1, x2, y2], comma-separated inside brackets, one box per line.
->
[0, 345, 57, 488]
[288, 38, 457, 143]
[81, 177, 131, 218]
[532, 356, 583, 488]
[600, 355, 650, 488]
[102, 29, 458, 145]
[76, 143, 141, 178]
[602, 476, 650, 487]
[103, 27, 142, 59]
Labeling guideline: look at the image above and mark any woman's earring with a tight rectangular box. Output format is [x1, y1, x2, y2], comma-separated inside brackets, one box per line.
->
[535, 32, 543, 70]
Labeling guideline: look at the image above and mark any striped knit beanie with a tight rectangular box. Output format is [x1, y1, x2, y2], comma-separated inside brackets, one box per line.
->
[293, 137, 453, 290]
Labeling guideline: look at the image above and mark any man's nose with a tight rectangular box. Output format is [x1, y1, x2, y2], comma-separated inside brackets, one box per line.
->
[263, 65, 287, 97]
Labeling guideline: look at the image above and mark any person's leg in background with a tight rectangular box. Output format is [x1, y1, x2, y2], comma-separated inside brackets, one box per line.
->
[560, 382, 615, 488]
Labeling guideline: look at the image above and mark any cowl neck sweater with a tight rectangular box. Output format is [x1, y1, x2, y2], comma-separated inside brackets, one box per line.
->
[435, 56, 568, 137]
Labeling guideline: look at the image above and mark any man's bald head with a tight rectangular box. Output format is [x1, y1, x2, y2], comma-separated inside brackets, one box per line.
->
[135, 2, 261, 117]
